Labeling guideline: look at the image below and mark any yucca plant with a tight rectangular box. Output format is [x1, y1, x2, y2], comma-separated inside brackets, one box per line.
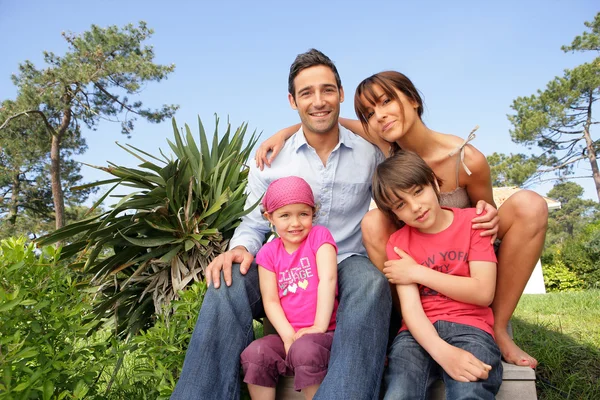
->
[37, 116, 260, 337]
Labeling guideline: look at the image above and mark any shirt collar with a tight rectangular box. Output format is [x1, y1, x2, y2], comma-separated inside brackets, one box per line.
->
[291, 124, 355, 153]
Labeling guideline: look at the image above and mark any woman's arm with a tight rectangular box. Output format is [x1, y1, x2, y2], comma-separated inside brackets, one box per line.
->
[293, 243, 337, 340]
[339, 117, 391, 155]
[254, 118, 392, 170]
[461, 145, 500, 241]
[259, 266, 296, 352]
[254, 124, 301, 170]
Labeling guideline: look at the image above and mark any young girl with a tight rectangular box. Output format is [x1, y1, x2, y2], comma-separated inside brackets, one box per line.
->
[240, 176, 338, 400]
[372, 150, 502, 399]
[254, 71, 548, 368]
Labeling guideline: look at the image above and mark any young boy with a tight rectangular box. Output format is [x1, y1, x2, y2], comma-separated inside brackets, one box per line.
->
[372, 150, 503, 400]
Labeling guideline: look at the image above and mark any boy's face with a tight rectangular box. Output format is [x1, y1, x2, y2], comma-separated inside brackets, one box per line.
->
[389, 183, 445, 233]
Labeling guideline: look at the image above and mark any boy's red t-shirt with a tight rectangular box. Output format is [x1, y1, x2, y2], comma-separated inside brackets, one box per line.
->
[386, 207, 497, 337]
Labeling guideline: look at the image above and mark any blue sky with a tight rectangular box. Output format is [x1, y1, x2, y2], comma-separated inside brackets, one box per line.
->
[0, 0, 598, 204]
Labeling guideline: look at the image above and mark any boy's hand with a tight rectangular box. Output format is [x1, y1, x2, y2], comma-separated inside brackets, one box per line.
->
[293, 326, 325, 341]
[433, 343, 492, 382]
[383, 247, 422, 285]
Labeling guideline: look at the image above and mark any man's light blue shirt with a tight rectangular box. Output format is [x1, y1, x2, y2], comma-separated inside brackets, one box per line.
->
[229, 125, 385, 263]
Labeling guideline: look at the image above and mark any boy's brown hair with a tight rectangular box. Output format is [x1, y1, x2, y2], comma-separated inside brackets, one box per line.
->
[372, 150, 443, 223]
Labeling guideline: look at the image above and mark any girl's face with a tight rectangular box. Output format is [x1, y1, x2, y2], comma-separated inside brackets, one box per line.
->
[359, 84, 420, 143]
[266, 203, 314, 253]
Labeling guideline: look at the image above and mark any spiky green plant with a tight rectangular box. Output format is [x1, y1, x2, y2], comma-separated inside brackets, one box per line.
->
[37, 116, 260, 337]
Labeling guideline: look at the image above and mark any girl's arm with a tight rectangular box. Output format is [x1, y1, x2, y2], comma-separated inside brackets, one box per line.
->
[398, 284, 492, 382]
[293, 243, 337, 340]
[259, 266, 296, 352]
[384, 248, 496, 306]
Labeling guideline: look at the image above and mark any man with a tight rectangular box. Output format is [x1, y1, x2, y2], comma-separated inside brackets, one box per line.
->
[172, 49, 391, 400]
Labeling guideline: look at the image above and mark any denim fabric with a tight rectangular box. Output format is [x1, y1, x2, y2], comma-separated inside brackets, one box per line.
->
[241, 332, 335, 391]
[172, 255, 391, 400]
[171, 263, 263, 400]
[383, 321, 502, 400]
[315, 255, 391, 400]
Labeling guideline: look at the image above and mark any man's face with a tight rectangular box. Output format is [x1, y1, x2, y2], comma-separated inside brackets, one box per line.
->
[288, 65, 344, 135]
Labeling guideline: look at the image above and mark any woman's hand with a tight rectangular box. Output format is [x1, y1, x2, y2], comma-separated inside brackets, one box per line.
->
[255, 133, 285, 170]
[472, 200, 499, 243]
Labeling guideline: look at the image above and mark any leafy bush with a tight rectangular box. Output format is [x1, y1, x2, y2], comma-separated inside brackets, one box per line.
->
[542, 260, 585, 292]
[0, 237, 109, 399]
[37, 116, 259, 338]
[542, 221, 600, 289]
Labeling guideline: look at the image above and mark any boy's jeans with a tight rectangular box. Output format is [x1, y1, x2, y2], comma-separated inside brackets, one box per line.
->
[171, 255, 391, 400]
[383, 321, 503, 400]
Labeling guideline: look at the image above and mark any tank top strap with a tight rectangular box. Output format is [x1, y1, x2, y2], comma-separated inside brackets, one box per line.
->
[447, 125, 479, 186]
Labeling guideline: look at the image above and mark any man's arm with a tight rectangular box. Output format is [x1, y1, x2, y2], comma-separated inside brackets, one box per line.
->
[205, 164, 271, 288]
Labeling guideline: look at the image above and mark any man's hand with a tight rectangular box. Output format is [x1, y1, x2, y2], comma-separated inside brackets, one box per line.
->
[472, 200, 499, 244]
[383, 247, 422, 285]
[433, 343, 492, 382]
[205, 246, 254, 288]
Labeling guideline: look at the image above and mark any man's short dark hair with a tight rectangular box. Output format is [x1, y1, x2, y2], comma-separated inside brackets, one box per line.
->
[288, 49, 342, 99]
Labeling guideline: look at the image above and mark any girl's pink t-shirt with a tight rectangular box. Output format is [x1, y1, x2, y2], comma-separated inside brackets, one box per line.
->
[256, 225, 338, 332]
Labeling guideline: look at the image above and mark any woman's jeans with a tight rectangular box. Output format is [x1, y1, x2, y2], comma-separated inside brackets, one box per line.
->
[171, 255, 392, 400]
[383, 321, 503, 400]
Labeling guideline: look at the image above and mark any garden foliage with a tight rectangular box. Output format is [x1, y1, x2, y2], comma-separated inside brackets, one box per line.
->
[37, 116, 259, 338]
[0, 237, 106, 399]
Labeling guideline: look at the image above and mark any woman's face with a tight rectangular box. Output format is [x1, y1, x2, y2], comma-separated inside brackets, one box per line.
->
[359, 84, 420, 143]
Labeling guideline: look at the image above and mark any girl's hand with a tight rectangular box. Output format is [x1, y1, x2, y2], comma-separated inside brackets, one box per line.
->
[255, 132, 286, 170]
[472, 200, 499, 243]
[293, 326, 325, 341]
[383, 247, 422, 285]
[283, 337, 294, 355]
[433, 343, 492, 382]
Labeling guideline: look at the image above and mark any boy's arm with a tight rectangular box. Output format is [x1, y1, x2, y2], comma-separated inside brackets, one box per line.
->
[398, 284, 492, 382]
[294, 243, 337, 340]
[259, 266, 296, 353]
[385, 247, 496, 306]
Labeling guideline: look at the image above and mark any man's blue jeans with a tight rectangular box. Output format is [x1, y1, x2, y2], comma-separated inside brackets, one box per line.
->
[171, 255, 391, 399]
[383, 321, 503, 400]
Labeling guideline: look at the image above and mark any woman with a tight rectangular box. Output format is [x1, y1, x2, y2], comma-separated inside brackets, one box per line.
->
[255, 71, 547, 368]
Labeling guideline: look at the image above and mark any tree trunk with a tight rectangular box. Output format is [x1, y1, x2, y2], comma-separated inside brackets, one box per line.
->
[583, 92, 600, 202]
[50, 132, 65, 229]
[7, 171, 20, 225]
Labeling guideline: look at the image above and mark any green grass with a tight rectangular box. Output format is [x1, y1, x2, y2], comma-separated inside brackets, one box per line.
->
[512, 289, 600, 400]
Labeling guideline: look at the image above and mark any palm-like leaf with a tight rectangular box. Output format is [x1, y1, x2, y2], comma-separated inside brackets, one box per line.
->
[38, 115, 260, 337]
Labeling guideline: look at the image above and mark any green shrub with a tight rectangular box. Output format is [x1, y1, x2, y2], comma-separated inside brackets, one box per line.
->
[37, 116, 259, 338]
[542, 260, 585, 292]
[0, 237, 109, 399]
[95, 281, 206, 399]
